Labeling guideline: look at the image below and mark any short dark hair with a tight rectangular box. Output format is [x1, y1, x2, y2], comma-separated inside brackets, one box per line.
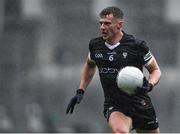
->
[99, 6, 124, 19]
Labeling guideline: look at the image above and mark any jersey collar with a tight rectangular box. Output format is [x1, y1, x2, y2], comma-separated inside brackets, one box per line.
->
[105, 42, 120, 50]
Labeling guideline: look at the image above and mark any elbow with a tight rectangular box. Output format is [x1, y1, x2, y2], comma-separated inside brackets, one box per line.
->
[156, 69, 162, 85]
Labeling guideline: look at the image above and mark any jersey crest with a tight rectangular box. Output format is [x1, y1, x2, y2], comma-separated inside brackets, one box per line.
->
[122, 52, 128, 59]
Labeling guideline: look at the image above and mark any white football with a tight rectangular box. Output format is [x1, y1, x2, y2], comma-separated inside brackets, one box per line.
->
[116, 66, 144, 95]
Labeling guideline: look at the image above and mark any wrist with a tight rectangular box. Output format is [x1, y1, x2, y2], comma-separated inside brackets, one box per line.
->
[148, 83, 153, 92]
[76, 89, 85, 94]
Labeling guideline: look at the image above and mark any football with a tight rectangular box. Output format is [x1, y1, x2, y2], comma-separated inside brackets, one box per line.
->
[116, 66, 144, 95]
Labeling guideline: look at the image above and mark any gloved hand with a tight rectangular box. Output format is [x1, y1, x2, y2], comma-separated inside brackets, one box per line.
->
[136, 77, 153, 94]
[66, 89, 84, 114]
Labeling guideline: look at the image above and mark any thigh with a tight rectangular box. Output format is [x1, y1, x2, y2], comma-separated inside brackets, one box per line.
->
[108, 111, 133, 133]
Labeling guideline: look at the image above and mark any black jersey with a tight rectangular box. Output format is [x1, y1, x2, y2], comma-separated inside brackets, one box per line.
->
[89, 32, 153, 107]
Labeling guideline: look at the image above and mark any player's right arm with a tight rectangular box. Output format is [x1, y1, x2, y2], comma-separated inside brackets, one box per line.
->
[79, 57, 96, 91]
[66, 56, 96, 114]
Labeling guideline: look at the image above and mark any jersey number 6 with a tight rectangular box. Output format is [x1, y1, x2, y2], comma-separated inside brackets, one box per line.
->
[109, 55, 114, 61]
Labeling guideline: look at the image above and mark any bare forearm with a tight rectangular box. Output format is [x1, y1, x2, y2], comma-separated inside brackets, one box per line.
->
[79, 60, 96, 91]
[148, 69, 161, 86]
[146, 57, 161, 86]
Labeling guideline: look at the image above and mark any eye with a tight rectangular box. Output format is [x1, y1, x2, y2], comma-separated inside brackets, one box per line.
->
[104, 22, 111, 25]
[99, 22, 103, 25]
[99, 21, 111, 26]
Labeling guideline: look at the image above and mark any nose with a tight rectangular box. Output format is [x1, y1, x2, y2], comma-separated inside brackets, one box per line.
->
[100, 23, 105, 30]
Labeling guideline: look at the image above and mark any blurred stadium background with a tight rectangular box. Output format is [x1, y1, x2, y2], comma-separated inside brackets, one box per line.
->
[0, 0, 180, 132]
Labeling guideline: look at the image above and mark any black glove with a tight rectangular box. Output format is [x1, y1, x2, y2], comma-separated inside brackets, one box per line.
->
[136, 77, 153, 94]
[66, 89, 84, 114]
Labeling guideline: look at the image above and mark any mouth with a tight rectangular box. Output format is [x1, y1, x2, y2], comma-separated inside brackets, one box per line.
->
[101, 31, 108, 37]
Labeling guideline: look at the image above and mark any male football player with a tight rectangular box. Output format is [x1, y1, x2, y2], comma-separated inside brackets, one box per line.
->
[66, 6, 161, 133]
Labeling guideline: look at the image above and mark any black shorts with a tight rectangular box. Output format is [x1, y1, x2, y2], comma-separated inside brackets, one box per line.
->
[103, 99, 159, 130]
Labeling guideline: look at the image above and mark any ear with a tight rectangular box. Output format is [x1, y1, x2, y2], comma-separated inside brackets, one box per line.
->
[117, 21, 124, 30]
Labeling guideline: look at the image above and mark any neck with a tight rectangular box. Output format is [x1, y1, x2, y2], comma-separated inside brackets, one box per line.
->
[106, 31, 123, 45]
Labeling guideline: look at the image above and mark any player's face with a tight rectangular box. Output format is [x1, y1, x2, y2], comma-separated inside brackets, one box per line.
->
[99, 14, 122, 42]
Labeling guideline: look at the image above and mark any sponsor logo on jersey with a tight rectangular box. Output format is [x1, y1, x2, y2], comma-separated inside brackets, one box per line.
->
[99, 67, 118, 74]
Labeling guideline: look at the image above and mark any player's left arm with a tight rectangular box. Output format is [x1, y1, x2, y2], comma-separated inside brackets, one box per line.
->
[145, 56, 161, 86]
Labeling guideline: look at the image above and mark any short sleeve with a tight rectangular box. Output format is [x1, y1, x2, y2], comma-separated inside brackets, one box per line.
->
[88, 39, 93, 60]
[137, 40, 153, 66]
[144, 50, 153, 66]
